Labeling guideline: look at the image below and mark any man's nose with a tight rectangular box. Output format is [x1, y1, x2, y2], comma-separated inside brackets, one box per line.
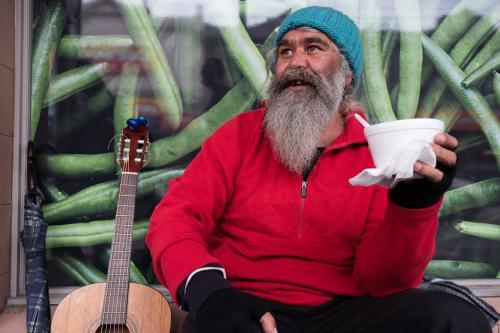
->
[289, 50, 308, 69]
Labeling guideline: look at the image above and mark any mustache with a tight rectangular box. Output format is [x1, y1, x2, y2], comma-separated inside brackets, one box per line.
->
[272, 68, 322, 91]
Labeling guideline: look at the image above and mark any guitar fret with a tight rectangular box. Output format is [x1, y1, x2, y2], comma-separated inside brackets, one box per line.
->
[102, 309, 128, 313]
[101, 167, 139, 323]
[104, 285, 129, 289]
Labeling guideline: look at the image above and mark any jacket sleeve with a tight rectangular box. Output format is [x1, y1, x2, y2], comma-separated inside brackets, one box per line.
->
[353, 186, 442, 297]
[145, 115, 250, 304]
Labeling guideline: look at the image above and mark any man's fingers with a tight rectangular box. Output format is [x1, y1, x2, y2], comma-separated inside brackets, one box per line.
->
[434, 132, 458, 151]
[414, 161, 444, 183]
[432, 143, 457, 167]
[260, 312, 277, 333]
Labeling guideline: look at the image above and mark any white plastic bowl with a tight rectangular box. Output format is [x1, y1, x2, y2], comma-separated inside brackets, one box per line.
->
[365, 118, 444, 169]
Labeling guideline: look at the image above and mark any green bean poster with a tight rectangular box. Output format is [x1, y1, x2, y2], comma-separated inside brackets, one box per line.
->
[32, 0, 500, 288]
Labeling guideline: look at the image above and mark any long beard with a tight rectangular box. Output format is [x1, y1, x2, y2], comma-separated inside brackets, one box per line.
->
[264, 67, 346, 174]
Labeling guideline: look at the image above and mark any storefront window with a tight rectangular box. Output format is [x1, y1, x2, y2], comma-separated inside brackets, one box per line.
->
[30, 0, 499, 290]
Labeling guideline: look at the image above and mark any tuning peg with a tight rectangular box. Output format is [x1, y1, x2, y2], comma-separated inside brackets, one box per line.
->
[127, 116, 148, 131]
[138, 115, 147, 126]
[127, 118, 139, 131]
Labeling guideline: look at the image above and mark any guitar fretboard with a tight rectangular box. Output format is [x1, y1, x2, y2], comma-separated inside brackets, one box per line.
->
[101, 171, 138, 325]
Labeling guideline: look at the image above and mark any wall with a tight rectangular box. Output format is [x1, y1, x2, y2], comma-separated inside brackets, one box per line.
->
[0, 0, 15, 312]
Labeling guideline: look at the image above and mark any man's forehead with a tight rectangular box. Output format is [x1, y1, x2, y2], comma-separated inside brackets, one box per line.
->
[279, 28, 338, 49]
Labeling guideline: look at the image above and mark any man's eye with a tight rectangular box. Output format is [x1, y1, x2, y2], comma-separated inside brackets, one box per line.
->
[307, 45, 320, 53]
[279, 48, 292, 57]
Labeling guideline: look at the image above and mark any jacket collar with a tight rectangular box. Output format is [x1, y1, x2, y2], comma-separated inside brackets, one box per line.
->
[324, 106, 368, 152]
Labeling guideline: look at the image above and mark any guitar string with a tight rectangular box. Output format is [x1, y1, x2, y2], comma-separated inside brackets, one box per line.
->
[103, 134, 145, 332]
[102, 167, 137, 332]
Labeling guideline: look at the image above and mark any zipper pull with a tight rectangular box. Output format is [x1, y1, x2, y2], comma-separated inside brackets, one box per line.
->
[301, 181, 307, 198]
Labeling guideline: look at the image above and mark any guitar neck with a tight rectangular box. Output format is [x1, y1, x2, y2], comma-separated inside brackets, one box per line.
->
[101, 171, 138, 325]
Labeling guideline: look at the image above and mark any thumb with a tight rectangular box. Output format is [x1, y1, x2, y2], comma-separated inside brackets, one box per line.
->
[260, 312, 277, 333]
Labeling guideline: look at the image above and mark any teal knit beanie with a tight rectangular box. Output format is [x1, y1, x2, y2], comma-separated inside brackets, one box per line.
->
[274, 6, 363, 86]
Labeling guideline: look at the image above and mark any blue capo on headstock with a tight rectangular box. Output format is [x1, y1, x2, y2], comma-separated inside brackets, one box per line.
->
[127, 115, 148, 131]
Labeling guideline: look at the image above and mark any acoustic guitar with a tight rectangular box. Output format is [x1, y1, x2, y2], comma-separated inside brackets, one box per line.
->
[51, 117, 171, 332]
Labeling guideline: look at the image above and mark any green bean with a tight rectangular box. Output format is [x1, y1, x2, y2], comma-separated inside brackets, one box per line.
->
[426, 260, 498, 278]
[421, 34, 500, 166]
[440, 178, 500, 216]
[432, 30, 500, 123]
[114, 0, 182, 129]
[221, 48, 243, 88]
[457, 29, 500, 80]
[418, 7, 500, 118]
[129, 261, 148, 285]
[218, 19, 268, 98]
[40, 178, 68, 202]
[39, 152, 116, 178]
[455, 221, 500, 241]
[455, 134, 486, 153]
[43, 168, 184, 223]
[360, 0, 396, 122]
[395, 0, 422, 119]
[432, 97, 461, 131]
[148, 78, 256, 167]
[39, 78, 256, 177]
[43, 63, 111, 107]
[381, 29, 397, 81]
[56, 84, 115, 138]
[361, 70, 377, 122]
[58, 35, 133, 58]
[52, 254, 91, 285]
[435, 93, 497, 132]
[47, 220, 148, 248]
[494, 71, 500, 107]
[31, 0, 67, 139]
[420, 0, 494, 84]
[462, 52, 500, 88]
[100, 248, 148, 285]
[173, 18, 203, 111]
[113, 62, 139, 160]
[145, 263, 155, 284]
[259, 28, 278, 59]
[389, 84, 399, 115]
[52, 252, 106, 285]
[485, 93, 497, 108]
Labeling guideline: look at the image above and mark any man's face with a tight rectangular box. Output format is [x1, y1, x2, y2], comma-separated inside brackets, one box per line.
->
[264, 28, 350, 174]
[274, 29, 352, 88]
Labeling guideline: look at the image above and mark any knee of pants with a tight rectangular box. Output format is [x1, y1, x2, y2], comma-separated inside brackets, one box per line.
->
[413, 290, 492, 332]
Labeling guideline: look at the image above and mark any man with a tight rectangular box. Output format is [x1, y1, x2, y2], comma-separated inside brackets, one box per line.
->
[146, 6, 491, 333]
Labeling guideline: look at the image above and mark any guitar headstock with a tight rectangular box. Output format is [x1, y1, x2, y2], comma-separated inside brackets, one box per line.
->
[118, 116, 149, 173]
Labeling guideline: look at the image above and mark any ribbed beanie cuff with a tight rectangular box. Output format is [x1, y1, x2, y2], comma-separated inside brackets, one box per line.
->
[274, 6, 363, 85]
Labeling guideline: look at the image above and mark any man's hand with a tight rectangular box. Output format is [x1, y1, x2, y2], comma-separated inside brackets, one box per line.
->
[260, 312, 278, 333]
[194, 288, 272, 333]
[414, 132, 458, 183]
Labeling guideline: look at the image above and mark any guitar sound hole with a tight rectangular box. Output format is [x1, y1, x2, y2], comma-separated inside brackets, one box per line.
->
[95, 324, 130, 333]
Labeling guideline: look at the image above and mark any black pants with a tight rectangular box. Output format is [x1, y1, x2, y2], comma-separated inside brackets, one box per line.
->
[183, 289, 492, 333]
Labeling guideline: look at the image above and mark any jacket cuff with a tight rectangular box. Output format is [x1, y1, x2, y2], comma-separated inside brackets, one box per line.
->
[390, 162, 456, 209]
[177, 264, 231, 316]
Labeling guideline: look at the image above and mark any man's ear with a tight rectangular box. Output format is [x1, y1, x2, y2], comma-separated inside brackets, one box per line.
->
[344, 73, 353, 88]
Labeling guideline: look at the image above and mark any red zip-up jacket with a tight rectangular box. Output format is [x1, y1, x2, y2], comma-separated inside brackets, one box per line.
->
[146, 106, 441, 306]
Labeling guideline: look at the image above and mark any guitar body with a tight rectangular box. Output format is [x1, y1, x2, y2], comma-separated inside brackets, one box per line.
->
[51, 283, 171, 332]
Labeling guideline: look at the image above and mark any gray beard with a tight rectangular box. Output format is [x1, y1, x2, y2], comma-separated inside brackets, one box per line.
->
[264, 67, 346, 174]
